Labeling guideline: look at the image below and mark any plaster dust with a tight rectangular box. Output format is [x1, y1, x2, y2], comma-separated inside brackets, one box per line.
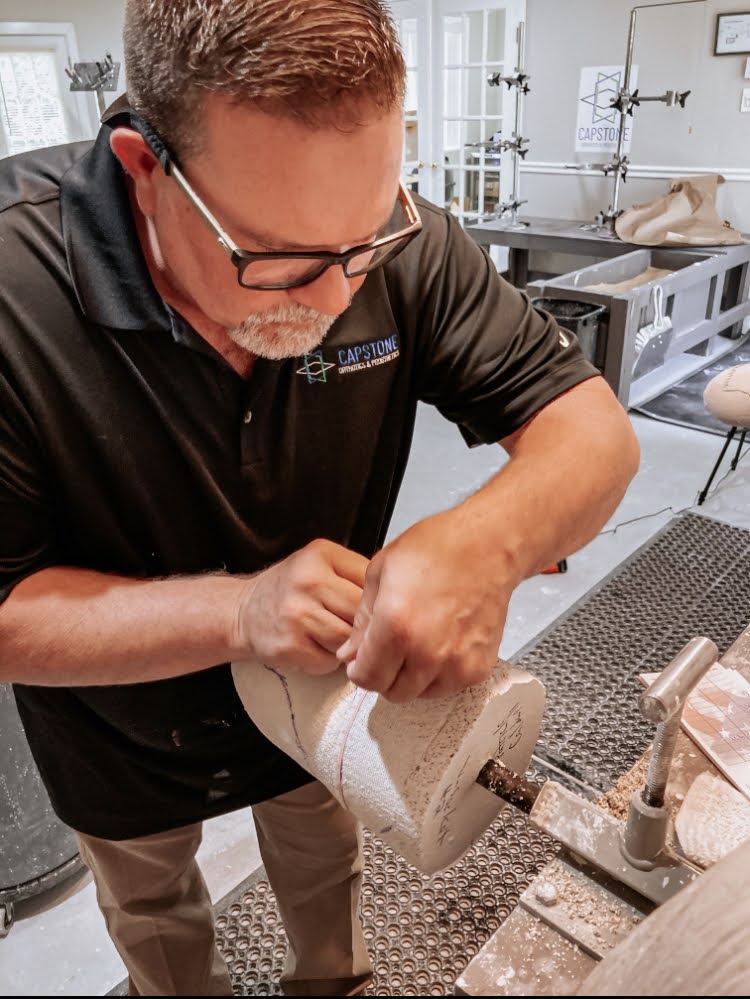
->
[674, 771, 750, 869]
[530, 858, 643, 955]
[531, 786, 615, 861]
[460, 733, 732, 995]
[594, 733, 726, 859]
[455, 902, 597, 997]
[595, 754, 651, 822]
[463, 707, 750, 996]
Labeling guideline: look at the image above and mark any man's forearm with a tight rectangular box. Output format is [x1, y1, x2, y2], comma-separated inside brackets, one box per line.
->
[459, 376, 640, 583]
[0, 566, 248, 686]
[0, 539, 369, 686]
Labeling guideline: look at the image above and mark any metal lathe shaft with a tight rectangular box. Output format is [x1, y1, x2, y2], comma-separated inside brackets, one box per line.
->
[475, 758, 541, 813]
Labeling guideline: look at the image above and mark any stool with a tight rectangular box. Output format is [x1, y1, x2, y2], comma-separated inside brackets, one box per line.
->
[698, 364, 750, 505]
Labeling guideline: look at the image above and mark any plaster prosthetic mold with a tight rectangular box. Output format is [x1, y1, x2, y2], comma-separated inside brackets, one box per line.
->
[231, 659, 545, 874]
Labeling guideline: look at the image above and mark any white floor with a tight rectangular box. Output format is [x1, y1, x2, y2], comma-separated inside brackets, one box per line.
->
[2, 403, 749, 996]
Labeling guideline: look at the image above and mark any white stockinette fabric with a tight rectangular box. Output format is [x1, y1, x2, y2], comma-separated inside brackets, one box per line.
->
[231, 659, 545, 874]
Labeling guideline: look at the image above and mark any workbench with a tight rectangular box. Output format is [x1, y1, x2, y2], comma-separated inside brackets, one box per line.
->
[464, 217, 750, 409]
[464, 216, 637, 288]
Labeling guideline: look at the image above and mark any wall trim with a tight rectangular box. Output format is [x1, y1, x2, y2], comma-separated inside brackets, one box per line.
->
[521, 161, 750, 183]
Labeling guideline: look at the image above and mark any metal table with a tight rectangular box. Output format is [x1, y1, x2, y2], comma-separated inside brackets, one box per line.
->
[464, 216, 639, 288]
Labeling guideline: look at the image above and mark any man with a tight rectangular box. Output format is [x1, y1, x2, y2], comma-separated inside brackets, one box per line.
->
[0, 0, 639, 995]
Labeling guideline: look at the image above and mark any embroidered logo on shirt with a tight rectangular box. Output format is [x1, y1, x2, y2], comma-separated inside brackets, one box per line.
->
[336, 333, 400, 375]
[297, 334, 401, 383]
[558, 329, 571, 349]
[296, 350, 336, 384]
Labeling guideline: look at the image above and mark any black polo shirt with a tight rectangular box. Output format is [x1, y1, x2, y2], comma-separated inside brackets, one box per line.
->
[0, 122, 598, 839]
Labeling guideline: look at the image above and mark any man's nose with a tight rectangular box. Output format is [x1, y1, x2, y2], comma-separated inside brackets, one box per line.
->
[288, 265, 364, 317]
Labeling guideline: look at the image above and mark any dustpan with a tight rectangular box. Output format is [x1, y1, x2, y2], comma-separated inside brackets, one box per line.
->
[632, 283, 673, 379]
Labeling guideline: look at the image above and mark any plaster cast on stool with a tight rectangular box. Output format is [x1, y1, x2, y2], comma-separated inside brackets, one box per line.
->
[703, 364, 750, 426]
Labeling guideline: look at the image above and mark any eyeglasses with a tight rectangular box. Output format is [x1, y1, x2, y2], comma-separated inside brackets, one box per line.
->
[134, 115, 423, 291]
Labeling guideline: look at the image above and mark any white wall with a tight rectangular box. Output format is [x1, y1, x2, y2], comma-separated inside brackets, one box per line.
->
[523, 0, 750, 236]
[2, 0, 748, 236]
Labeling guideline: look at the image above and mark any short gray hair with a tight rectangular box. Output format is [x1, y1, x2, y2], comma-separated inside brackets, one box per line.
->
[123, 0, 406, 159]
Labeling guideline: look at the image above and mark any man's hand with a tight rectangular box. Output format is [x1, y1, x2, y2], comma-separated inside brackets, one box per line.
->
[337, 510, 514, 701]
[337, 378, 639, 703]
[234, 539, 369, 674]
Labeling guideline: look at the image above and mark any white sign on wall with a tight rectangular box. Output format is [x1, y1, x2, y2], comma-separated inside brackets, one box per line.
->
[575, 65, 639, 153]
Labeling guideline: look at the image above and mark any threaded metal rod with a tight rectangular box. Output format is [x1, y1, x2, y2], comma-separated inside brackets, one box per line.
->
[641, 719, 680, 807]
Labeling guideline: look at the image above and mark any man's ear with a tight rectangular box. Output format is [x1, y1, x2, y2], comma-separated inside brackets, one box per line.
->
[109, 127, 162, 216]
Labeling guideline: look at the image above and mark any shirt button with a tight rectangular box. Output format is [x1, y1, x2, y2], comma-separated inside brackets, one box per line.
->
[243, 410, 253, 424]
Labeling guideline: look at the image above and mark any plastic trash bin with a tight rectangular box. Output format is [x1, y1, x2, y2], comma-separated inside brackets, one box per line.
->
[531, 297, 607, 368]
[0, 683, 83, 935]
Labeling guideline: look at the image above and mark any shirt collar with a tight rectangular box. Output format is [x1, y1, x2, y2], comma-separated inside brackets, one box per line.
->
[59, 98, 172, 333]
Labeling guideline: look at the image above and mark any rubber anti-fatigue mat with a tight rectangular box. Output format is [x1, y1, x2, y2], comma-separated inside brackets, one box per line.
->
[211, 511, 750, 995]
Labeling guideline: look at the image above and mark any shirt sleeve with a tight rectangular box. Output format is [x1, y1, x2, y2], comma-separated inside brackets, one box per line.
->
[401, 201, 601, 445]
[0, 369, 57, 603]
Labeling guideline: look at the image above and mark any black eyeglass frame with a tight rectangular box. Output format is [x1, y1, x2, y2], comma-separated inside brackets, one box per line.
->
[134, 114, 423, 291]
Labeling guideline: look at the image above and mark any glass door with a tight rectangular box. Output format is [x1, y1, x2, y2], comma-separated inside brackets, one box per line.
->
[435, 0, 525, 226]
[390, 0, 525, 222]
[390, 1, 433, 200]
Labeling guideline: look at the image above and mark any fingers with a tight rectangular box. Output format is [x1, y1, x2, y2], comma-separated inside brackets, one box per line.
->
[349, 638, 493, 702]
[319, 575, 364, 627]
[338, 542, 504, 702]
[249, 604, 354, 676]
[343, 606, 407, 695]
[233, 539, 369, 674]
[340, 565, 457, 700]
[296, 539, 368, 626]
[335, 561, 378, 665]
[329, 544, 368, 589]
[237, 534, 502, 697]
[303, 605, 359, 656]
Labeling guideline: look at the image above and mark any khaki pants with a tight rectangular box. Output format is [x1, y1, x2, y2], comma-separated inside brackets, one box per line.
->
[76, 780, 373, 996]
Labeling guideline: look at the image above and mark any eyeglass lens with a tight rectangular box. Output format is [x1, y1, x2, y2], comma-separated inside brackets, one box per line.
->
[237, 194, 415, 290]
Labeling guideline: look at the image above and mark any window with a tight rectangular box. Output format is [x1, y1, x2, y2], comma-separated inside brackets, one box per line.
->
[0, 22, 95, 158]
[390, 0, 524, 227]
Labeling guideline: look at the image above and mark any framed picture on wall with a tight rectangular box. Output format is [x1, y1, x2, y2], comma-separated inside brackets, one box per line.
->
[715, 12, 750, 55]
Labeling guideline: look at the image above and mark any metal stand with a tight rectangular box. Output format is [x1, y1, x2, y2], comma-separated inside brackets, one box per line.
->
[583, 0, 702, 236]
[697, 426, 748, 505]
[67, 52, 121, 119]
[479, 21, 530, 229]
